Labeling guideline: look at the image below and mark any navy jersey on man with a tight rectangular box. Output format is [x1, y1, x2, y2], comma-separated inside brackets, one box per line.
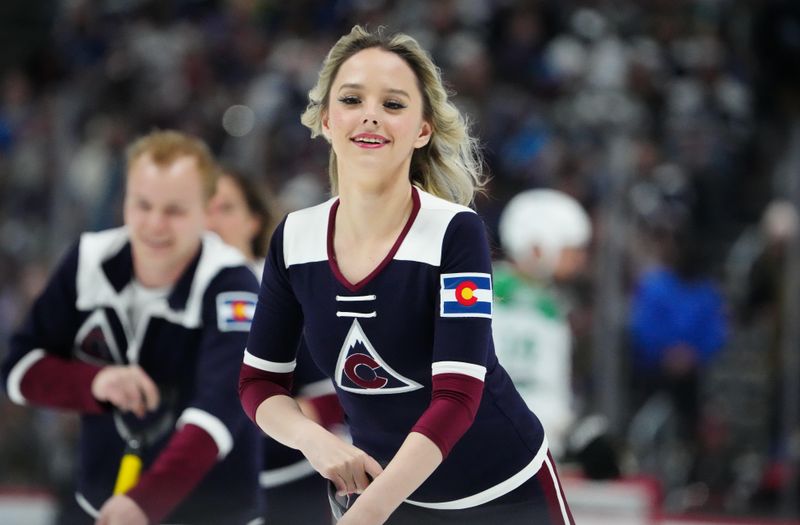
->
[241, 187, 556, 509]
[2, 228, 262, 523]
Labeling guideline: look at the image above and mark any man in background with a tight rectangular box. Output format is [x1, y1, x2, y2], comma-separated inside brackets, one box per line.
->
[2, 130, 262, 524]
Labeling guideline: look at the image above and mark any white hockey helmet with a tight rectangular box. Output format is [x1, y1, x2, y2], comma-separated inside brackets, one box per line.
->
[499, 189, 592, 276]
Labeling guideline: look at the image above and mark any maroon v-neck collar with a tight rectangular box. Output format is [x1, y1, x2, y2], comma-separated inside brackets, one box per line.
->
[327, 186, 421, 292]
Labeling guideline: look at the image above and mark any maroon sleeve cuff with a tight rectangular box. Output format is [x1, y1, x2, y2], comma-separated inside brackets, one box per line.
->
[410, 373, 484, 458]
[307, 393, 344, 430]
[125, 424, 219, 524]
[238, 363, 294, 423]
[20, 354, 106, 413]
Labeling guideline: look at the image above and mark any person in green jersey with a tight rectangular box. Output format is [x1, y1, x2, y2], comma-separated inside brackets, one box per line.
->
[494, 189, 619, 479]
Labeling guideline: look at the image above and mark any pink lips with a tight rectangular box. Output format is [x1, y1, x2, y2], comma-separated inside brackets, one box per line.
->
[351, 133, 390, 148]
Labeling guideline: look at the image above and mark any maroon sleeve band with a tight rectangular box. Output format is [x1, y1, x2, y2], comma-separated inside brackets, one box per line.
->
[125, 423, 218, 524]
[238, 363, 294, 422]
[20, 355, 106, 413]
[307, 393, 344, 430]
[410, 373, 484, 458]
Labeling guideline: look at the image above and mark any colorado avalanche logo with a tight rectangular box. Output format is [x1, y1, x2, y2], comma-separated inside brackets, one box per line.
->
[74, 310, 123, 365]
[335, 320, 422, 395]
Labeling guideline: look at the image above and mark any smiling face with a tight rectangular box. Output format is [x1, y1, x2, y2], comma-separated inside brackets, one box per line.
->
[322, 47, 432, 190]
[124, 153, 208, 287]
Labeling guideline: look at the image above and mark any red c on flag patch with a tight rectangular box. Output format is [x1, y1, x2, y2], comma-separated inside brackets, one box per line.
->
[455, 280, 478, 306]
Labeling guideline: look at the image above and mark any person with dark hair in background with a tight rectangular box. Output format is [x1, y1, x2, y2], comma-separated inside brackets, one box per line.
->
[208, 168, 342, 524]
[1, 130, 263, 524]
[207, 169, 274, 276]
[238, 25, 574, 524]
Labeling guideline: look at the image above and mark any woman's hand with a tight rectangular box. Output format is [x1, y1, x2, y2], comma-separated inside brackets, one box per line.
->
[301, 427, 383, 496]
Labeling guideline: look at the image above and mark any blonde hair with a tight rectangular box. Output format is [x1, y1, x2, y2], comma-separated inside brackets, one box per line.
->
[125, 130, 219, 201]
[301, 25, 485, 206]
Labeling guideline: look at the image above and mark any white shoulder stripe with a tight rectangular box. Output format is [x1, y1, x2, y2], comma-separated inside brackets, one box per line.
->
[395, 190, 476, 266]
[243, 349, 296, 373]
[416, 189, 475, 214]
[177, 407, 234, 459]
[394, 208, 455, 266]
[431, 361, 486, 381]
[283, 199, 336, 268]
[6, 349, 46, 405]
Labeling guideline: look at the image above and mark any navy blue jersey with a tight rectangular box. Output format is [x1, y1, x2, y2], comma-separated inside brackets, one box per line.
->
[2, 228, 262, 523]
[243, 188, 548, 509]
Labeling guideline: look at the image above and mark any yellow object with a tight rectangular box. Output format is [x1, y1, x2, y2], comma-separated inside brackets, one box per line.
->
[113, 452, 142, 495]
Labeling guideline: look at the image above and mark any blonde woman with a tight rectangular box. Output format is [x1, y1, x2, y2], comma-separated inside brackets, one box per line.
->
[239, 26, 574, 525]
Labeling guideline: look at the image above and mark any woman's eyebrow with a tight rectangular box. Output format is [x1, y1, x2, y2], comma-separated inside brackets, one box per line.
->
[337, 83, 411, 98]
[338, 83, 363, 92]
[386, 88, 411, 98]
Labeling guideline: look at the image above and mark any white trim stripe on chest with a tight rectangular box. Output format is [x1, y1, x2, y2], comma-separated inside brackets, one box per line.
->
[336, 295, 376, 302]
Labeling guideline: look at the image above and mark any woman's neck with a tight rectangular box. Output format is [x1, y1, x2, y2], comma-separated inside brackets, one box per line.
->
[335, 176, 413, 243]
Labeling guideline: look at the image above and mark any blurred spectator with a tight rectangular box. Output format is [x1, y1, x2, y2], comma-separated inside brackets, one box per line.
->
[627, 223, 729, 506]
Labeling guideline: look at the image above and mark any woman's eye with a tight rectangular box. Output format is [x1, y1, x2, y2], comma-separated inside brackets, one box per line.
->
[338, 96, 360, 105]
[384, 101, 406, 110]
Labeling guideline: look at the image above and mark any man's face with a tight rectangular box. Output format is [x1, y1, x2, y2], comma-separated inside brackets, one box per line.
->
[123, 153, 207, 285]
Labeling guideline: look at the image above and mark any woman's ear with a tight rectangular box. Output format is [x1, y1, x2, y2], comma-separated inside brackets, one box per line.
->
[321, 110, 331, 142]
[414, 120, 432, 148]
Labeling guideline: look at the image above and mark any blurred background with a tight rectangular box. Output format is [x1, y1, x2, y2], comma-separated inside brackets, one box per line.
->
[1, 0, 800, 523]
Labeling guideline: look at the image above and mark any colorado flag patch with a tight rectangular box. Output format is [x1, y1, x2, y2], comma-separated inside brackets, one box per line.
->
[216, 291, 257, 332]
[440, 272, 492, 318]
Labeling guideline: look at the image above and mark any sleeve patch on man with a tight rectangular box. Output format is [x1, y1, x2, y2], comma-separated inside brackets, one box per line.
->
[440, 273, 492, 318]
[216, 291, 257, 332]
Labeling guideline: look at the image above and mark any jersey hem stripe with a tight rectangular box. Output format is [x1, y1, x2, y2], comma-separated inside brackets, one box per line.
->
[259, 459, 316, 488]
[405, 435, 549, 510]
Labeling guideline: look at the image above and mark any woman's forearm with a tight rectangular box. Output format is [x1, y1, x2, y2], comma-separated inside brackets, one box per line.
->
[342, 432, 443, 524]
[257, 394, 384, 496]
[254, 394, 323, 451]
